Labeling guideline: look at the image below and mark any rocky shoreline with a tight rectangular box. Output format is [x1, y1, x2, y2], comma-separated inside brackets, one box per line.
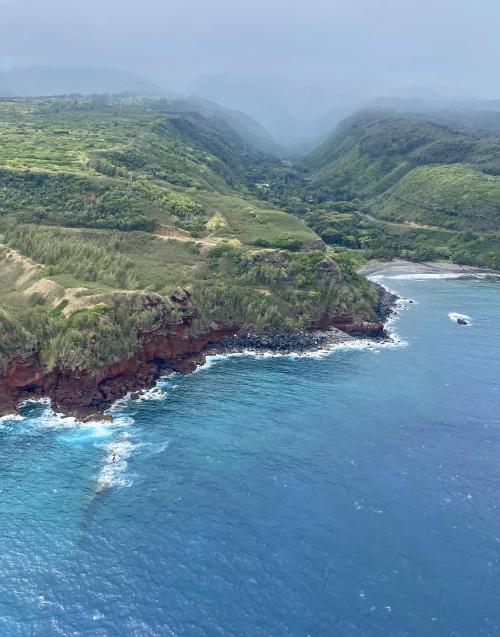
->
[0, 285, 399, 421]
[207, 286, 398, 356]
[208, 327, 355, 356]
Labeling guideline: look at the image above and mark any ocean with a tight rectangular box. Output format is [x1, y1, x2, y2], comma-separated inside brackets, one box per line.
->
[0, 272, 499, 637]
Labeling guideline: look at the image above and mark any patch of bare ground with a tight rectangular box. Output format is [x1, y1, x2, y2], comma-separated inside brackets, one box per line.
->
[4, 249, 42, 286]
[23, 278, 65, 304]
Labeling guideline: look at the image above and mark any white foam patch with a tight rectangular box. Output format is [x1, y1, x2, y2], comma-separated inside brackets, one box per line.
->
[96, 432, 134, 491]
[20, 397, 51, 408]
[16, 398, 134, 442]
[135, 386, 167, 402]
[109, 393, 133, 411]
[0, 413, 25, 423]
[449, 312, 472, 325]
[109, 387, 168, 414]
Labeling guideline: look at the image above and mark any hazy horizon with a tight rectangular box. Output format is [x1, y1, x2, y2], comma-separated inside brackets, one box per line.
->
[2, 0, 500, 144]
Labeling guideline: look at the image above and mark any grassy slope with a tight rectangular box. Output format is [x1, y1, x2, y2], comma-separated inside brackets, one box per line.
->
[0, 97, 374, 372]
[293, 110, 500, 268]
[307, 111, 500, 232]
[377, 164, 500, 232]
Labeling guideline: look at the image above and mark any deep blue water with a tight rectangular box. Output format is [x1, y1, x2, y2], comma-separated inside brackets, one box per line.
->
[1, 273, 500, 637]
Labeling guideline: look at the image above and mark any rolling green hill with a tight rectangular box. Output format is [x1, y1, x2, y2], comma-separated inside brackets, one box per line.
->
[247, 110, 498, 269]
[306, 110, 500, 233]
[0, 96, 377, 376]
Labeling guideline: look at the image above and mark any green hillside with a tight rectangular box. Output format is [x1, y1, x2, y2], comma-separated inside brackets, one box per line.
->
[307, 110, 500, 232]
[375, 164, 500, 232]
[248, 110, 499, 269]
[0, 96, 376, 374]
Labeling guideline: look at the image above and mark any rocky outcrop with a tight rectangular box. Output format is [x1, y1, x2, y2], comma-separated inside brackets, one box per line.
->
[373, 283, 399, 321]
[329, 316, 386, 337]
[310, 283, 397, 337]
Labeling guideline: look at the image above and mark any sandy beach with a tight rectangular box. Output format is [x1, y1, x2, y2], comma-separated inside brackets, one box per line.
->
[358, 259, 499, 278]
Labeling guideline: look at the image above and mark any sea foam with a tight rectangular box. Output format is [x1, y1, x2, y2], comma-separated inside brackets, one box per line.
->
[448, 312, 472, 325]
[96, 432, 135, 491]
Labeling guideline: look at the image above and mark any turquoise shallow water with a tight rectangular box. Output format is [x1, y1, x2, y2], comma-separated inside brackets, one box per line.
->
[0, 274, 499, 637]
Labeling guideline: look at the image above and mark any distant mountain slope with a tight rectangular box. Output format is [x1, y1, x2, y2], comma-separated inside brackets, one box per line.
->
[0, 69, 279, 154]
[172, 96, 280, 154]
[306, 110, 500, 232]
[0, 96, 270, 220]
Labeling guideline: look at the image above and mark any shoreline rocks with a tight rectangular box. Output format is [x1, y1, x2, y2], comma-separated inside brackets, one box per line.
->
[208, 327, 355, 356]
[373, 283, 399, 322]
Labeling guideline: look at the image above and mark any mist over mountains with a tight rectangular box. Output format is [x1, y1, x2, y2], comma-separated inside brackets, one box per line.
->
[3, 65, 500, 153]
[0, 66, 163, 99]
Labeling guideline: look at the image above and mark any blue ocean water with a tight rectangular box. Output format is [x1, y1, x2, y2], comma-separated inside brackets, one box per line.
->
[0, 274, 499, 637]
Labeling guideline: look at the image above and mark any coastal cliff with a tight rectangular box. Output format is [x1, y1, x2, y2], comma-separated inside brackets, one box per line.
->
[0, 321, 236, 419]
[0, 285, 394, 419]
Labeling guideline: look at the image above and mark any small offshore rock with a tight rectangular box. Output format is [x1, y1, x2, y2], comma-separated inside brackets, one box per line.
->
[81, 412, 114, 423]
[457, 318, 468, 325]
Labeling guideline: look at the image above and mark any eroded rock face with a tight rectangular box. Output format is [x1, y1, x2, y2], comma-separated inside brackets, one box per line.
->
[310, 283, 396, 337]
[330, 317, 386, 337]
[0, 321, 237, 419]
[0, 288, 235, 419]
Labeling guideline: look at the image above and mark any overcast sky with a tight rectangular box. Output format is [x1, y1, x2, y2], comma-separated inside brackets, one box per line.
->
[1, 0, 499, 99]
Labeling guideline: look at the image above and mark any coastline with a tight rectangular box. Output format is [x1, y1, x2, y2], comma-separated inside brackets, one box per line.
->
[0, 284, 399, 422]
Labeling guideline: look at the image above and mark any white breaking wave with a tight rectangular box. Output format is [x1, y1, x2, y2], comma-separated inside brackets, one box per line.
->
[96, 432, 135, 491]
[449, 312, 472, 325]
[0, 413, 25, 423]
[109, 386, 169, 414]
[135, 386, 167, 401]
[15, 398, 134, 441]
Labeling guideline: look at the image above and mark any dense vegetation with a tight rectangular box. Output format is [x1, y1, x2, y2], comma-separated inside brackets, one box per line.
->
[3, 97, 498, 375]
[255, 110, 500, 269]
[0, 96, 375, 373]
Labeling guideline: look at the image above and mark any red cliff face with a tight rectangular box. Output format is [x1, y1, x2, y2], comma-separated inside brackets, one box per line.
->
[312, 314, 385, 337]
[0, 321, 237, 419]
[330, 317, 385, 337]
[0, 289, 391, 419]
